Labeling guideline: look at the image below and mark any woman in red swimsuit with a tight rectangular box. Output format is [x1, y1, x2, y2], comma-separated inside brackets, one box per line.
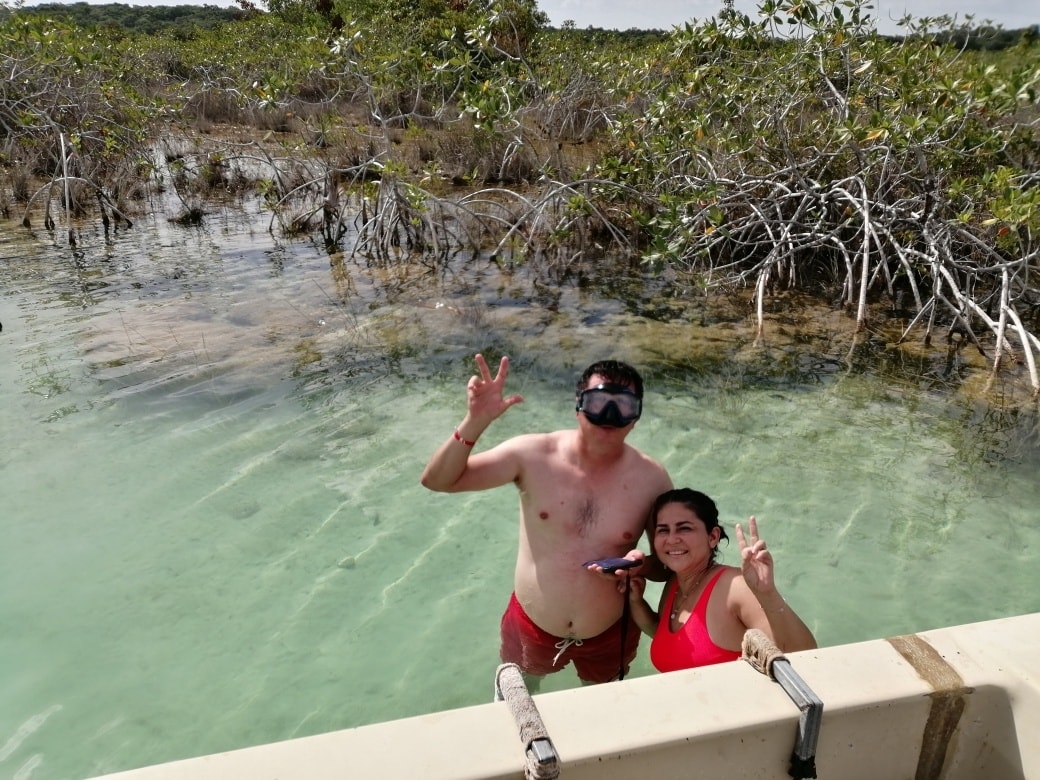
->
[628, 488, 816, 672]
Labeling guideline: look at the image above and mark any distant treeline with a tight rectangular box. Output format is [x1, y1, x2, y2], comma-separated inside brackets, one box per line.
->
[4, 3, 1036, 47]
[6, 3, 668, 40]
[6, 2, 249, 34]
[930, 25, 1039, 51]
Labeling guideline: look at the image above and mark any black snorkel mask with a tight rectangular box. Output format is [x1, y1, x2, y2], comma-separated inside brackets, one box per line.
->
[576, 383, 643, 428]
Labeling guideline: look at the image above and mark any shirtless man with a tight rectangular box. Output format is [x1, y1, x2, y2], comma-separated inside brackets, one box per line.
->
[420, 354, 673, 685]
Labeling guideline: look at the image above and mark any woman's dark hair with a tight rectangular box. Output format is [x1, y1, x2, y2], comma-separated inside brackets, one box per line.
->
[576, 360, 644, 398]
[648, 488, 730, 565]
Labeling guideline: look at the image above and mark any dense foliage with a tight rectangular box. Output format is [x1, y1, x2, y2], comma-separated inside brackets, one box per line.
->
[0, 0, 1038, 398]
[4, 2, 248, 33]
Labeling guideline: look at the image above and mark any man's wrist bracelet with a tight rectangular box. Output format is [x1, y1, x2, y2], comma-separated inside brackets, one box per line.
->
[453, 429, 476, 446]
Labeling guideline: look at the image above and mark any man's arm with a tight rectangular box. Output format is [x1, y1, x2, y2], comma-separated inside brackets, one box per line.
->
[640, 553, 671, 582]
[625, 461, 673, 579]
[420, 353, 523, 492]
[420, 430, 527, 493]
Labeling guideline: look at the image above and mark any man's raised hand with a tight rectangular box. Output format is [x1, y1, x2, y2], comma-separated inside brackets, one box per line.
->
[467, 353, 523, 422]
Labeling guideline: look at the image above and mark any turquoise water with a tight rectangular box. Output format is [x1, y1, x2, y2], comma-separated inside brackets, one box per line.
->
[2, 207, 1038, 780]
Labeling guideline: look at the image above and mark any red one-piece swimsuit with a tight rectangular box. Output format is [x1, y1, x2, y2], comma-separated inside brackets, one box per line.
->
[650, 569, 741, 672]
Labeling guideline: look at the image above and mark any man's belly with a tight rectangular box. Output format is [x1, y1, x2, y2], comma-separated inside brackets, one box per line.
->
[514, 577, 626, 639]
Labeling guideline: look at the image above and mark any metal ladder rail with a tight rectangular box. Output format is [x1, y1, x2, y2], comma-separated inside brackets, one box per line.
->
[743, 629, 824, 780]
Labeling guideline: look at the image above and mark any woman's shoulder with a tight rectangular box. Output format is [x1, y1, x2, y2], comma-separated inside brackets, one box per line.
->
[712, 565, 755, 607]
[710, 565, 742, 590]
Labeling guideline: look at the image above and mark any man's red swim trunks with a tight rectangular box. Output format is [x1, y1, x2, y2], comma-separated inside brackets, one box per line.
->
[499, 591, 639, 683]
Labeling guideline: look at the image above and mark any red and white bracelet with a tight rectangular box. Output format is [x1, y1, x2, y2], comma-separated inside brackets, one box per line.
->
[453, 429, 476, 446]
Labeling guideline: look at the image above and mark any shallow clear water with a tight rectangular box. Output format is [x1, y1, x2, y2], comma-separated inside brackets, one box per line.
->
[2, 204, 1038, 780]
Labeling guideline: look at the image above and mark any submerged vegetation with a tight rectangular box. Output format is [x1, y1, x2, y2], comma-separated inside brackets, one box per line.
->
[1, 0, 1039, 399]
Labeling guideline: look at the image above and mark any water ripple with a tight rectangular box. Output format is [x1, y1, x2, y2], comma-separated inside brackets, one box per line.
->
[0, 705, 62, 763]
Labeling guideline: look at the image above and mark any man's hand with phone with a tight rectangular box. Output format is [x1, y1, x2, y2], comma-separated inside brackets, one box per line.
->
[583, 556, 641, 574]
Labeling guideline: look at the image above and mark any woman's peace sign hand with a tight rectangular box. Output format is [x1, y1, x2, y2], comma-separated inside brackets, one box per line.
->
[736, 516, 776, 596]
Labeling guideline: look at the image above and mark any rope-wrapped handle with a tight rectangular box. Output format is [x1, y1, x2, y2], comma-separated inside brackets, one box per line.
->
[742, 628, 787, 679]
[495, 663, 560, 780]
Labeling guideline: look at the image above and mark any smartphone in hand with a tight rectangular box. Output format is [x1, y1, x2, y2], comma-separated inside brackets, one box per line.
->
[583, 557, 640, 574]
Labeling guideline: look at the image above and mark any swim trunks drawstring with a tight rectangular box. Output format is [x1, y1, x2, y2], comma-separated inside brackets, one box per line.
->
[552, 637, 583, 667]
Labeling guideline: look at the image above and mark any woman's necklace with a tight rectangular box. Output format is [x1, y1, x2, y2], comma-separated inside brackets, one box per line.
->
[670, 564, 714, 620]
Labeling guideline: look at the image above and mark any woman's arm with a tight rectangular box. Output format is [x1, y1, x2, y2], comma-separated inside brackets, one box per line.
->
[743, 587, 817, 652]
[627, 575, 664, 637]
[735, 518, 817, 652]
